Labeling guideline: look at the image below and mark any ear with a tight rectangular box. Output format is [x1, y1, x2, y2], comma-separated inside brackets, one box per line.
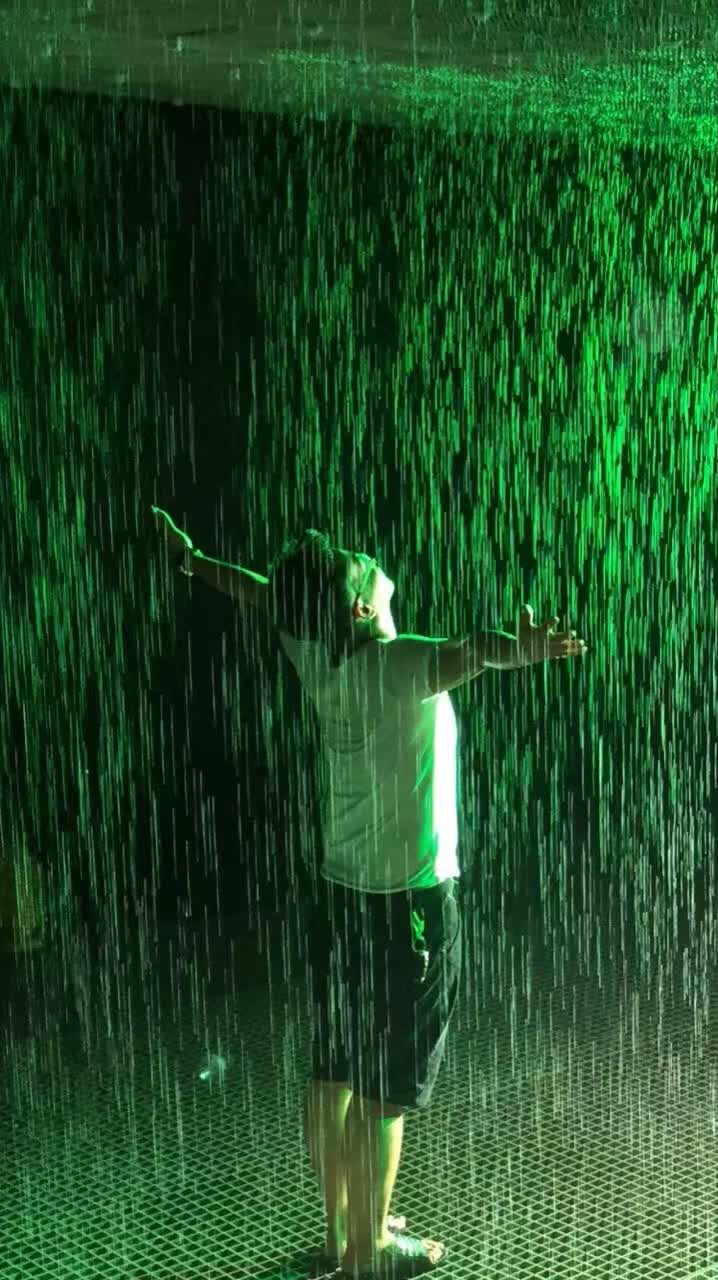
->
[352, 599, 375, 622]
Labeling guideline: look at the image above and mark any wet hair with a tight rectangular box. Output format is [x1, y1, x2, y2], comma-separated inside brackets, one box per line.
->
[268, 529, 364, 667]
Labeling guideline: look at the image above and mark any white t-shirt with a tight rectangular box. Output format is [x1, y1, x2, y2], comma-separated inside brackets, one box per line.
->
[278, 630, 460, 894]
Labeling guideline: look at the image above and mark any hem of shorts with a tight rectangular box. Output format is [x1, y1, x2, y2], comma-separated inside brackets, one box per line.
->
[320, 871, 460, 894]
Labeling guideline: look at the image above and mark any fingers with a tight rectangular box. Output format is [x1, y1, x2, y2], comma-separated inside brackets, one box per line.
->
[550, 635, 588, 658]
[520, 605, 560, 632]
[521, 605, 588, 659]
[153, 509, 180, 536]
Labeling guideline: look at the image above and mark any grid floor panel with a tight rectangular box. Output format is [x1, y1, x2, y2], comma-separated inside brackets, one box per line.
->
[3, 906, 718, 1279]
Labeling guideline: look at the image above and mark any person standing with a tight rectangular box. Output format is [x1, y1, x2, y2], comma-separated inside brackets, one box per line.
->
[151, 509, 587, 1278]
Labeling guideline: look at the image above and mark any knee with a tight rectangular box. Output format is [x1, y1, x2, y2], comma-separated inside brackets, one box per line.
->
[305, 1078, 352, 1121]
[352, 1094, 406, 1120]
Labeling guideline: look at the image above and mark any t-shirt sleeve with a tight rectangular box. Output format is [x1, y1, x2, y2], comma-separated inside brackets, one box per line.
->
[277, 629, 313, 687]
[277, 628, 335, 707]
[379, 635, 443, 702]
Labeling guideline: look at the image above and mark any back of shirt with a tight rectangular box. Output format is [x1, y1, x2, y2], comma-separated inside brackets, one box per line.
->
[277, 631, 460, 894]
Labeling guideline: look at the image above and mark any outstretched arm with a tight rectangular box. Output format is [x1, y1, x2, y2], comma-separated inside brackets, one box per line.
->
[429, 605, 587, 695]
[188, 549, 270, 611]
[150, 506, 271, 614]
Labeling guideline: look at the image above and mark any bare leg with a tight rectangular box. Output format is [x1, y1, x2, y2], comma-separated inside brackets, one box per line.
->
[342, 1094, 405, 1269]
[303, 1079, 353, 1255]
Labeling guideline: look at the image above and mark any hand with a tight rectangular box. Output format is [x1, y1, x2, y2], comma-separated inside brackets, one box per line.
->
[517, 603, 588, 666]
[149, 506, 194, 560]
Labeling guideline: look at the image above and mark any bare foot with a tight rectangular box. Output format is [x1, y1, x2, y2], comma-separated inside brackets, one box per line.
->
[328, 1214, 405, 1262]
[342, 1234, 443, 1273]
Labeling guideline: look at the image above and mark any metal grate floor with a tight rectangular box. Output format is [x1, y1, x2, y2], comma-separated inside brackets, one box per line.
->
[3, 903, 718, 1280]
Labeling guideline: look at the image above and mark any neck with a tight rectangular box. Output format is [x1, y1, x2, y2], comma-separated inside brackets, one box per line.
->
[350, 617, 396, 650]
[346, 629, 371, 654]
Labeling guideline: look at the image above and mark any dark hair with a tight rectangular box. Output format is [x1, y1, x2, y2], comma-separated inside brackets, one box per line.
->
[268, 529, 359, 666]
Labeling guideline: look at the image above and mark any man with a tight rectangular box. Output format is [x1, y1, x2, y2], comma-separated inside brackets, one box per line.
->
[151, 509, 587, 1278]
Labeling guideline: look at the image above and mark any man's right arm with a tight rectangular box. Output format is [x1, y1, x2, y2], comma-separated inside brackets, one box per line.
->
[188, 550, 271, 609]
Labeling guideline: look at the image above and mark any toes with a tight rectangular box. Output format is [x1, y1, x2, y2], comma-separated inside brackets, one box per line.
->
[422, 1239, 445, 1262]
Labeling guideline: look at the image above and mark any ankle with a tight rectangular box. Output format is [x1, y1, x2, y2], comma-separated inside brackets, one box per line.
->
[344, 1230, 393, 1260]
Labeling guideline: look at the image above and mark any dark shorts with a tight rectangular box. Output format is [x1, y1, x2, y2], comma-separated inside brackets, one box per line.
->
[303, 873, 462, 1113]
